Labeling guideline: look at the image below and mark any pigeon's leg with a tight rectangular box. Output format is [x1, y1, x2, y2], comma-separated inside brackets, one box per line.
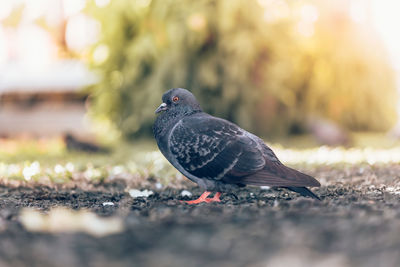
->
[184, 191, 211, 204]
[205, 192, 221, 203]
[184, 191, 222, 204]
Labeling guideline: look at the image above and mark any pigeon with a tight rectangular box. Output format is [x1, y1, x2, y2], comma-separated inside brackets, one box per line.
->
[63, 133, 110, 153]
[153, 88, 321, 204]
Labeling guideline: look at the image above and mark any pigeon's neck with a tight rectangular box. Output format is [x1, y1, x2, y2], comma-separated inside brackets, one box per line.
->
[153, 108, 201, 140]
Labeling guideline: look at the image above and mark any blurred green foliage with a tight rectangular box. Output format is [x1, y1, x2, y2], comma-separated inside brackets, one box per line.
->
[86, 0, 397, 139]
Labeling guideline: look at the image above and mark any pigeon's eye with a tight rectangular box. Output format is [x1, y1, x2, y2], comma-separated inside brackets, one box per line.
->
[172, 96, 179, 102]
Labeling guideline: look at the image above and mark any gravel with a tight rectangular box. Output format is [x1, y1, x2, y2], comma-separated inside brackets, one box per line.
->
[0, 164, 399, 267]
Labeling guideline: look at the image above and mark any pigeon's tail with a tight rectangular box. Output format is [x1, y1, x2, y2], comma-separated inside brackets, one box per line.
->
[285, 187, 321, 200]
[236, 164, 320, 188]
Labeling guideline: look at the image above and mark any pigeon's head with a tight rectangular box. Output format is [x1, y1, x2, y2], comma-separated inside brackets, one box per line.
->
[155, 88, 202, 115]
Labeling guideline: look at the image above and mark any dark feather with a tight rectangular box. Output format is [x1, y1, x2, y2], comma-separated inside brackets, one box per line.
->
[232, 162, 320, 187]
[285, 187, 321, 200]
[169, 116, 265, 180]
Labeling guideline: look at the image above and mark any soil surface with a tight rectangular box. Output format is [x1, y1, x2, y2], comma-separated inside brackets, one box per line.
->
[0, 164, 400, 267]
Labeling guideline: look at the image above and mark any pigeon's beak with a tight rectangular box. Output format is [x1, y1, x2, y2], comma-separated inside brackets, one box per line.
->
[155, 103, 167, 114]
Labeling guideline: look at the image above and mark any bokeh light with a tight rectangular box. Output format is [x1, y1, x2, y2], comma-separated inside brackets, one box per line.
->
[370, 0, 400, 71]
[65, 14, 100, 53]
[16, 24, 56, 70]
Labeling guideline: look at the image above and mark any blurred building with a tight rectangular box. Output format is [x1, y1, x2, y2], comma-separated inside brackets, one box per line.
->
[0, 0, 99, 138]
[0, 60, 96, 137]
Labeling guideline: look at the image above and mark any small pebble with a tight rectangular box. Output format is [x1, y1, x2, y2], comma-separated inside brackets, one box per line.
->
[181, 190, 192, 197]
[129, 189, 154, 198]
[155, 183, 163, 190]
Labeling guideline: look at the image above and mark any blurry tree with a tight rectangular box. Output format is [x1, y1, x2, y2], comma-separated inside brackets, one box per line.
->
[86, 0, 397, 139]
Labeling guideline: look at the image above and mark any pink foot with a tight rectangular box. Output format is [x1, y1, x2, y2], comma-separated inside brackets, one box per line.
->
[183, 191, 222, 204]
[204, 192, 221, 203]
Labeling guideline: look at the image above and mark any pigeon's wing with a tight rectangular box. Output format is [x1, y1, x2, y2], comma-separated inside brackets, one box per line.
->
[169, 115, 266, 180]
[169, 114, 320, 187]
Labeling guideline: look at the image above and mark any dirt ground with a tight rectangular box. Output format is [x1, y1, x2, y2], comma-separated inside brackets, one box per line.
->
[0, 164, 400, 267]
